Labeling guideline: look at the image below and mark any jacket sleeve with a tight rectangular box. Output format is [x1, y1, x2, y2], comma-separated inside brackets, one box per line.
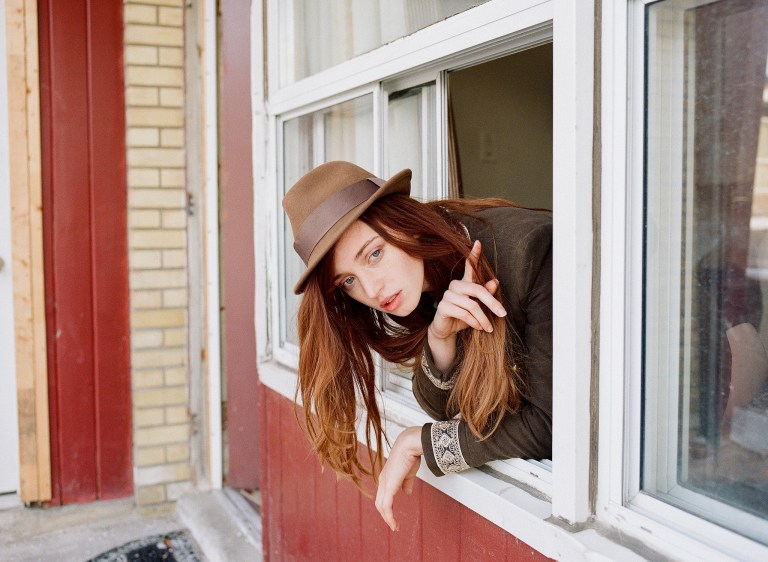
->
[414, 215, 553, 476]
[411, 340, 461, 421]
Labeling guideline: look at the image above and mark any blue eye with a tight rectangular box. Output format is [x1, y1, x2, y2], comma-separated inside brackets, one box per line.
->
[341, 276, 355, 289]
[370, 249, 382, 260]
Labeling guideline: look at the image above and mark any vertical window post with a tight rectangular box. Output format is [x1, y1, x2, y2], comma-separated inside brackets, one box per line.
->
[551, 0, 596, 525]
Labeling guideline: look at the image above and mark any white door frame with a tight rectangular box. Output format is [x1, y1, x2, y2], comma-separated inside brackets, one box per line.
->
[0, 0, 22, 496]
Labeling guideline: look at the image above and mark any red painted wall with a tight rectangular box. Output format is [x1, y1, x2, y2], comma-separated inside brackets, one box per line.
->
[219, 0, 259, 490]
[39, 0, 132, 504]
[259, 386, 553, 561]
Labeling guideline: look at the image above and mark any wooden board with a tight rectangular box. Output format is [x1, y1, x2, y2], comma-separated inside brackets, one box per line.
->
[6, 0, 52, 505]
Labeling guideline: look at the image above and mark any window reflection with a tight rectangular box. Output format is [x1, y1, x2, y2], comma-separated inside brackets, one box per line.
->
[278, 0, 490, 86]
[643, 0, 768, 542]
[281, 96, 373, 347]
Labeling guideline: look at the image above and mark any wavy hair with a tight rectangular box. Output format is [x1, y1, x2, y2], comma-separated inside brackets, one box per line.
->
[296, 195, 526, 486]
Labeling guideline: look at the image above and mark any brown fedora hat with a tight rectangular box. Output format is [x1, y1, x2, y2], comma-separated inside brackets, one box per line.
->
[283, 161, 411, 294]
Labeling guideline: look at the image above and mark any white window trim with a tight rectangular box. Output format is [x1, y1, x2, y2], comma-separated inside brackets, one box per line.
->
[597, 1, 768, 560]
[550, 0, 594, 525]
[253, 0, 624, 558]
[202, 0, 222, 490]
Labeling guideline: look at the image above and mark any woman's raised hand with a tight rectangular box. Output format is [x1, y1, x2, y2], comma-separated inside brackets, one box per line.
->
[428, 240, 507, 342]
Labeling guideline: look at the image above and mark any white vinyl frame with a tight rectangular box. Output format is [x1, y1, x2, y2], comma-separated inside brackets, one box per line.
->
[203, 0, 222, 490]
[253, 1, 635, 559]
[597, 1, 768, 560]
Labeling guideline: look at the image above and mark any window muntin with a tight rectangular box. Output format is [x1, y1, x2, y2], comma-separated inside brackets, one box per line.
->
[277, 0, 490, 87]
[642, 0, 768, 543]
[280, 95, 374, 348]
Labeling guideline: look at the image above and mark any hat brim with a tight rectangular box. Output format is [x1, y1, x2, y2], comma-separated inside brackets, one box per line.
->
[293, 168, 412, 294]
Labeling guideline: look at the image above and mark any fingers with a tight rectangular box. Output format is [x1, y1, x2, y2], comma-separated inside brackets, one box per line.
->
[375, 481, 399, 532]
[437, 295, 494, 332]
[463, 240, 481, 282]
[374, 429, 422, 532]
[460, 241, 505, 314]
[446, 278, 507, 319]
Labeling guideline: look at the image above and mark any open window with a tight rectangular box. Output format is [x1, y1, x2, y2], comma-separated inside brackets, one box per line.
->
[377, 45, 555, 486]
[272, 33, 555, 491]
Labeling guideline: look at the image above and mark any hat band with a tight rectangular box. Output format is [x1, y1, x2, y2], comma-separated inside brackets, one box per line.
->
[293, 177, 384, 265]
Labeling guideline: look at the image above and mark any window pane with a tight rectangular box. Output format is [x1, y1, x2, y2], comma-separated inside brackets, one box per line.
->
[383, 83, 436, 390]
[387, 84, 436, 201]
[281, 96, 373, 347]
[278, 0, 490, 86]
[643, 0, 768, 542]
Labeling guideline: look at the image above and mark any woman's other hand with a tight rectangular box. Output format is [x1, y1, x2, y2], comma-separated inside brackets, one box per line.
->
[375, 426, 423, 532]
[427, 240, 506, 371]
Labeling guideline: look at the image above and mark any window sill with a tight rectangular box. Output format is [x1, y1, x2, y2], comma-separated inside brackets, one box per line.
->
[257, 360, 642, 561]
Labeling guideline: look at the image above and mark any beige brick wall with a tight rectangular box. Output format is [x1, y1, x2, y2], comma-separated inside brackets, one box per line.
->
[124, 0, 192, 505]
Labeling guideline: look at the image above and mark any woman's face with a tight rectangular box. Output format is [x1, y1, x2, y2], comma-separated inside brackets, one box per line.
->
[331, 220, 426, 317]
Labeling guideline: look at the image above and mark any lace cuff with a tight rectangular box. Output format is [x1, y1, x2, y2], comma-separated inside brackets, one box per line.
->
[421, 346, 459, 390]
[431, 420, 470, 474]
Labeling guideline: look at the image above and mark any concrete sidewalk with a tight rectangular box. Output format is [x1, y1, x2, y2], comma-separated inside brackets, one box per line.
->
[0, 489, 262, 562]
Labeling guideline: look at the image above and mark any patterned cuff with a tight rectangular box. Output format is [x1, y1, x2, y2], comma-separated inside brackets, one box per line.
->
[431, 420, 470, 474]
[421, 346, 459, 390]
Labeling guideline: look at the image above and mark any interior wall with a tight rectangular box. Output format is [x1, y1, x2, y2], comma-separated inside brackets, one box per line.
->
[450, 43, 553, 209]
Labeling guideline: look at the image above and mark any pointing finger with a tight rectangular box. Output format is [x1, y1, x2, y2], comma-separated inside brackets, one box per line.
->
[463, 240, 481, 282]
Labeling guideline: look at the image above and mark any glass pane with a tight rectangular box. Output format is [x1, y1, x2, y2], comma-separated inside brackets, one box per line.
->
[323, 97, 374, 169]
[387, 84, 436, 200]
[278, 0, 490, 86]
[281, 96, 374, 347]
[383, 83, 436, 388]
[282, 115, 313, 347]
[643, 0, 768, 542]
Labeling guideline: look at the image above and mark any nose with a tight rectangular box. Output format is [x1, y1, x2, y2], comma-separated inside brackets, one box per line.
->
[360, 274, 383, 300]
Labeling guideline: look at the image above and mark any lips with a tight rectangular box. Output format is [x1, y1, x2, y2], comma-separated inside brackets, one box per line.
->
[380, 291, 401, 312]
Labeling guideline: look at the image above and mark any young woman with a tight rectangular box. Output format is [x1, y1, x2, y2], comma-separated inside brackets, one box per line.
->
[282, 160, 552, 532]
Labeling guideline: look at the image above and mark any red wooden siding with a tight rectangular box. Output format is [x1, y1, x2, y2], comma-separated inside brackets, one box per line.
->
[39, 0, 132, 504]
[219, 0, 259, 490]
[259, 386, 553, 562]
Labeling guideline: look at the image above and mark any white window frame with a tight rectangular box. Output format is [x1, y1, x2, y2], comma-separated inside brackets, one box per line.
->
[597, 1, 768, 560]
[254, 1, 611, 558]
[273, 85, 377, 368]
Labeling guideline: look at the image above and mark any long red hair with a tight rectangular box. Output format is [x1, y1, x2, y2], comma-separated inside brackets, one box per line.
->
[296, 195, 525, 486]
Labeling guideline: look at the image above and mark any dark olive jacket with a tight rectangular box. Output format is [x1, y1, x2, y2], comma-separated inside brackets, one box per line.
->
[414, 206, 553, 476]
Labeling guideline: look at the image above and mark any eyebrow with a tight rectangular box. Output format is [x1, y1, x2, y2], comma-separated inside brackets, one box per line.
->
[355, 236, 378, 260]
[332, 236, 379, 283]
